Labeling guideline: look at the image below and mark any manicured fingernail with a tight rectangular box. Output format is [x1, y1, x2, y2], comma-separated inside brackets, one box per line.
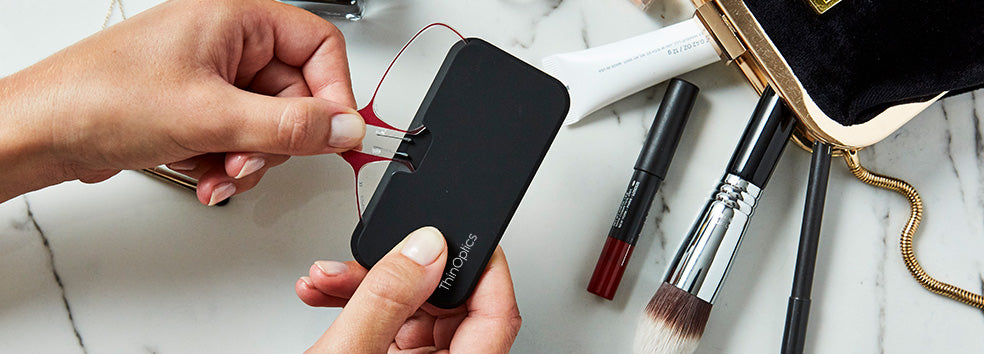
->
[329, 113, 365, 148]
[299, 276, 314, 289]
[400, 226, 444, 266]
[168, 160, 197, 171]
[208, 183, 236, 206]
[315, 261, 348, 276]
[235, 157, 265, 179]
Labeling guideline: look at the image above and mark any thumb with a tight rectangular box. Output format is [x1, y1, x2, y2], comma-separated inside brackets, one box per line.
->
[310, 227, 448, 353]
[210, 88, 366, 156]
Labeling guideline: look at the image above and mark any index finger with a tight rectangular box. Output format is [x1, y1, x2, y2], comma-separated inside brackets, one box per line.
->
[249, 1, 357, 108]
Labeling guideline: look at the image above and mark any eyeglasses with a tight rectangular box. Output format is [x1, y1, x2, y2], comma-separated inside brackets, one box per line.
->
[341, 23, 467, 219]
[137, 24, 467, 212]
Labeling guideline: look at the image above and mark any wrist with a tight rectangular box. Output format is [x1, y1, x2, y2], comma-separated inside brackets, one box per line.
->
[0, 73, 71, 202]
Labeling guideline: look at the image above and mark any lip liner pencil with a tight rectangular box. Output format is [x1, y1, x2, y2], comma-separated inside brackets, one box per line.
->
[587, 78, 699, 300]
[781, 140, 832, 353]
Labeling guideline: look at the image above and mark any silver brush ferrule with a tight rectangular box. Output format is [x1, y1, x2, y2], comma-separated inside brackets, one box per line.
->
[664, 173, 761, 303]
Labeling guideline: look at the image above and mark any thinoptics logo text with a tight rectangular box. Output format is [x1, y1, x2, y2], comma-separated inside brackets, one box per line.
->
[438, 233, 479, 291]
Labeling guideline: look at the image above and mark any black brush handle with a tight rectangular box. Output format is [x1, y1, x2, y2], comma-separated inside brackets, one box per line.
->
[726, 87, 795, 188]
[781, 141, 832, 354]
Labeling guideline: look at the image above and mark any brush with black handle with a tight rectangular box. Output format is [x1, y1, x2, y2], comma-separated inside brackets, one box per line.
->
[634, 87, 795, 353]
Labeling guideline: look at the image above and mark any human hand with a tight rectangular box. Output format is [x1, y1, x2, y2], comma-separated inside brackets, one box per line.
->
[295, 227, 522, 353]
[0, 0, 364, 203]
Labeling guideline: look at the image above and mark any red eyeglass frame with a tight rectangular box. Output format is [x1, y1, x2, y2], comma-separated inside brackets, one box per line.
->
[340, 23, 467, 217]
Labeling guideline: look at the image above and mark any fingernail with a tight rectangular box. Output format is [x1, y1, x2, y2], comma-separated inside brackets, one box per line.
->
[299, 276, 314, 289]
[235, 157, 265, 179]
[400, 226, 444, 266]
[208, 183, 236, 206]
[168, 160, 197, 171]
[329, 113, 365, 148]
[315, 261, 348, 276]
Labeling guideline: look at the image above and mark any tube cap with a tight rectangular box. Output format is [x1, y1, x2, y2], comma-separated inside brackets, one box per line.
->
[635, 78, 700, 178]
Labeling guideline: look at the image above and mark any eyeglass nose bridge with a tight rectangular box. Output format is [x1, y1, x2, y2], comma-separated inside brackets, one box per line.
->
[345, 22, 466, 219]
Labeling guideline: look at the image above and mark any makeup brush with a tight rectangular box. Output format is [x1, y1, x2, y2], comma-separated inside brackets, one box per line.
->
[781, 140, 832, 353]
[634, 87, 795, 353]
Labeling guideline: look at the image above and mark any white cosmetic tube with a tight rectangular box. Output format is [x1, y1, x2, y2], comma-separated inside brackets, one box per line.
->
[542, 17, 720, 125]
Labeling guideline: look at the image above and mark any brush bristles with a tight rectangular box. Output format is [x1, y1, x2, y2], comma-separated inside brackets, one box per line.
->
[633, 282, 712, 354]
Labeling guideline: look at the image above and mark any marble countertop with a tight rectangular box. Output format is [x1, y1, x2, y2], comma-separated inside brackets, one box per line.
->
[2, 0, 983, 352]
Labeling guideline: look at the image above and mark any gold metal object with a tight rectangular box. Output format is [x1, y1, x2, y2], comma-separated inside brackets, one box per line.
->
[804, 0, 843, 14]
[843, 150, 984, 309]
[139, 167, 197, 191]
[695, 3, 745, 61]
[790, 128, 843, 157]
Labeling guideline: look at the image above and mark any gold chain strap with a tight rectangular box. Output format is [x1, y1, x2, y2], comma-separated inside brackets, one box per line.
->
[842, 149, 984, 308]
[102, 0, 127, 30]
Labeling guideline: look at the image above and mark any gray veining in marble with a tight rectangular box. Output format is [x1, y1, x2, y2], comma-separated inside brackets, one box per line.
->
[941, 104, 965, 191]
[875, 208, 890, 354]
[647, 194, 671, 255]
[577, 10, 591, 48]
[23, 196, 87, 353]
[0, 196, 86, 353]
[506, 0, 564, 49]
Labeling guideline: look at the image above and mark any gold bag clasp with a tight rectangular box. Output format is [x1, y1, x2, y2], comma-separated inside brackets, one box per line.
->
[804, 0, 843, 14]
